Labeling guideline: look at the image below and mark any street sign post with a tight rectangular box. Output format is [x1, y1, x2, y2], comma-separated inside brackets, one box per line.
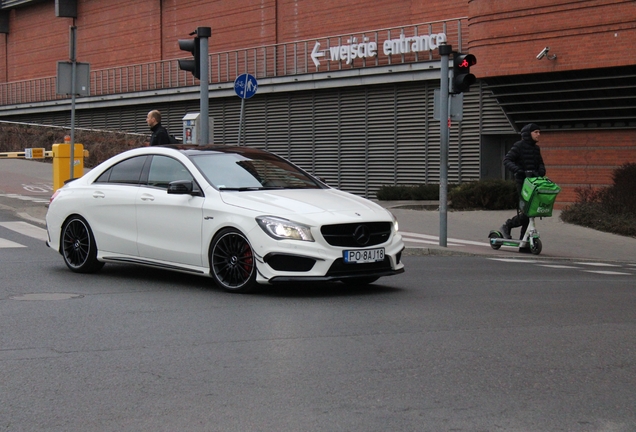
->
[234, 73, 258, 99]
[234, 73, 258, 145]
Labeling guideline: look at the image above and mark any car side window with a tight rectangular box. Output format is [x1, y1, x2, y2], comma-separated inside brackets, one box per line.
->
[146, 155, 194, 189]
[95, 156, 148, 185]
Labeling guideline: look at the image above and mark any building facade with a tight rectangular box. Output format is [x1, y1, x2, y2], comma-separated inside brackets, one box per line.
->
[0, 0, 634, 205]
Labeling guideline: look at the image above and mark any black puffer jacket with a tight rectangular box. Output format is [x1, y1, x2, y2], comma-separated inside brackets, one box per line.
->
[504, 124, 546, 186]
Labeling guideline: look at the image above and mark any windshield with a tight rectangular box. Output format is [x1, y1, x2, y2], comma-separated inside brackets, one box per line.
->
[190, 152, 322, 190]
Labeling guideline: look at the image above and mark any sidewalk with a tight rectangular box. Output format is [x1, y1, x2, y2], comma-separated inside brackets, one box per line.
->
[383, 201, 636, 263]
[1, 159, 635, 264]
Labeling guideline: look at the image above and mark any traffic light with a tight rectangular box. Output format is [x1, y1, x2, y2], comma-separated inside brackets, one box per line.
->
[452, 52, 476, 94]
[178, 37, 200, 79]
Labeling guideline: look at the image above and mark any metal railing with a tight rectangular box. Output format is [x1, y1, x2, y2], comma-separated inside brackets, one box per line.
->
[0, 18, 466, 106]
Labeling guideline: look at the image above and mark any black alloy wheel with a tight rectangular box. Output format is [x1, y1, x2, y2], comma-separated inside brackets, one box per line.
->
[61, 216, 104, 273]
[210, 228, 257, 293]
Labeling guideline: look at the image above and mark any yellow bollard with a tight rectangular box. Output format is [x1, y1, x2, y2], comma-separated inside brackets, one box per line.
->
[52, 143, 84, 191]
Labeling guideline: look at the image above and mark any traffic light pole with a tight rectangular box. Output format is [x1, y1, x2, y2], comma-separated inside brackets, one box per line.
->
[69, 24, 77, 180]
[197, 27, 211, 145]
[438, 43, 452, 247]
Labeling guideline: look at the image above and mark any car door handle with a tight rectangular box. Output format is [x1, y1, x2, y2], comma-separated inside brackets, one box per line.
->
[92, 191, 105, 199]
[140, 193, 155, 202]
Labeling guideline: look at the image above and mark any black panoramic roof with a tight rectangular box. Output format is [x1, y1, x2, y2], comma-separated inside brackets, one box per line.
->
[172, 144, 267, 156]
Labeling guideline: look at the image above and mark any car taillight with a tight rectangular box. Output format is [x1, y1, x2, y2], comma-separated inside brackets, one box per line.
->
[49, 190, 60, 204]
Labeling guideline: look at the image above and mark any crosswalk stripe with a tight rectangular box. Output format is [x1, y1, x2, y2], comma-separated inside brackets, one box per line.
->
[0, 221, 48, 241]
[0, 238, 26, 248]
[0, 193, 50, 204]
[400, 231, 488, 247]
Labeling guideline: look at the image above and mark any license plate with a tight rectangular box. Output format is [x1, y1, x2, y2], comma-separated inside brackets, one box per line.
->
[343, 248, 385, 264]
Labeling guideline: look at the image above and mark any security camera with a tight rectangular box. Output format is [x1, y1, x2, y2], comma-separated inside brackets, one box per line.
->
[536, 47, 550, 60]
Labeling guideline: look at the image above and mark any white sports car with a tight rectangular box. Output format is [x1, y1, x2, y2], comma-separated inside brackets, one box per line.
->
[46, 145, 405, 292]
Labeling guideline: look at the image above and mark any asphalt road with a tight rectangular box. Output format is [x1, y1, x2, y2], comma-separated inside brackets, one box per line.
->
[1, 213, 635, 432]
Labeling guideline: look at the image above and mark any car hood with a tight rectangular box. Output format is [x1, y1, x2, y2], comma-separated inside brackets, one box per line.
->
[219, 188, 391, 221]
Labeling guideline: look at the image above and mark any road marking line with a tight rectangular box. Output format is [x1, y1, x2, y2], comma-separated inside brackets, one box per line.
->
[0, 221, 48, 241]
[401, 237, 464, 247]
[538, 264, 582, 269]
[488, 258, 545, 263]
[0, 193, 50, 203]
[400, 231, 489, 247]
[583, 270, 632, 275]
[0, 238, 26, 248]
[574, 262, 620, 267]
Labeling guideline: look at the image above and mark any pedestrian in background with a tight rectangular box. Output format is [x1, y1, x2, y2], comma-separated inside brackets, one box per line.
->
[499, 123, 546, 252]
[146, 110, 171, 146]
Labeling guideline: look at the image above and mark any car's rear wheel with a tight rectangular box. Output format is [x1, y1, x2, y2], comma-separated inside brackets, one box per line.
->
[210, 228, 257, 293]
[61, 216, 104, 273]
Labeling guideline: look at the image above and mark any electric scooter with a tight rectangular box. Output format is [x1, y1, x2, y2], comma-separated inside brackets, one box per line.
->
[488, 176, 561, 256]
[488, 216, 542, 255]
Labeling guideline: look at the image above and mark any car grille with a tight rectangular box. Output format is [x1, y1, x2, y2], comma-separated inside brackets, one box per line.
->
[320, 222, 392, 247]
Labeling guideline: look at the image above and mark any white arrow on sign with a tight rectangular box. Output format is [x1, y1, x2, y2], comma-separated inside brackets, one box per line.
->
[311, 42, 325, 67]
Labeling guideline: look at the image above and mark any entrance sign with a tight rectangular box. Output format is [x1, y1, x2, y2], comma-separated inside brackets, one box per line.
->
[311, 32, 447, 67]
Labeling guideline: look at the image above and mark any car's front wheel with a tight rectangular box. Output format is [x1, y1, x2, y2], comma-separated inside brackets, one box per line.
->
[61, 216, 104, 273]
[209, 228, 257, 293]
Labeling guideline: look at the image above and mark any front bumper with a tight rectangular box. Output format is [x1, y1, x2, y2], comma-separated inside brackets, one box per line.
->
[248, 224, 405, 284]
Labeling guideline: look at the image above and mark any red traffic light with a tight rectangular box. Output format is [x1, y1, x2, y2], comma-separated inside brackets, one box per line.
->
[452, 53, 477, 94]
[455, 54, 476, 69]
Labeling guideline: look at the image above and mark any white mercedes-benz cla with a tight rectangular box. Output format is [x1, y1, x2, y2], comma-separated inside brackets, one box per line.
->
[46, 145, 405, 292]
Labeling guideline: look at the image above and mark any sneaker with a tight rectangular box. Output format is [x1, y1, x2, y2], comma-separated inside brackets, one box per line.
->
[500, 224, 512, 239]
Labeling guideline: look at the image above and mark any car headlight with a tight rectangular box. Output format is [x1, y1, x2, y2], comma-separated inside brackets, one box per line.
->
[388, 210, 399, 232]
[256, 216, 315, 242]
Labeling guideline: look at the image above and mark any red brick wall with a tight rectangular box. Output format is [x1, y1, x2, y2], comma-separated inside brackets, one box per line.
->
[275, 0, 466, 42]
[0, 33, 6, 82]
[76, 0, 162, 69]
[160, 0, 278, 58]
[468, 0, 636, 78]
[2, 0, 468, 81]
[540, 130, 636, 207]
[6, 2, 69, 80]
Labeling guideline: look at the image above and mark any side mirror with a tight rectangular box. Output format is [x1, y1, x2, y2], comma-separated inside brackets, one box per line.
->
[167, 180, 194, 195]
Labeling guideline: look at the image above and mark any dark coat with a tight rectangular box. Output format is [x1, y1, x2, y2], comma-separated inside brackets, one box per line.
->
[149, 123, 171, 146]
[504, 125, 546, 186]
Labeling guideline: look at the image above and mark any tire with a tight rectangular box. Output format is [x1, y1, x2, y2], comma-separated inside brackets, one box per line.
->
[342, 277, 379, 286]
[530, 238, 542, 255]
[61, 216, 104, 273]
[488, 232, 502, 250]
[209, 228, 257, 293]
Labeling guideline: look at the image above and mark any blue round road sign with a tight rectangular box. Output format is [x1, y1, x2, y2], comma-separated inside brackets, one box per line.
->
[234, 73, 258, 99]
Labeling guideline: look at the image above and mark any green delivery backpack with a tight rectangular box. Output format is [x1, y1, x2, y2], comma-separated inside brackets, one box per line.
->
[520, 177, 561, 217]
